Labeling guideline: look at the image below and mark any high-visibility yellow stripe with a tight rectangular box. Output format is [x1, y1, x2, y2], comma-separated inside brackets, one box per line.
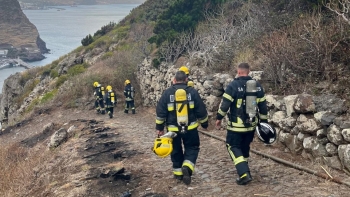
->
[189, 101, 194, 109]
[188, 122, 198, 130]
[256, 96, 266, 103]
[218, 109, 226, 117]
[182, 160, 194, 172]
[199, 116, 208, 123]
[173, 168, 183, 175]
[223, 93, 234, 102]
[234, 156, 246, 165]
[156, 119, 165, 124]
[167, 103, 174, 111]
[236, 99, 242, 108]
[227, 143, 237, 164]
[259, 114, 268, 119]
[227, 126, 255, 132]
[167, 122, 198, 132]
[168, 125, 179, 131]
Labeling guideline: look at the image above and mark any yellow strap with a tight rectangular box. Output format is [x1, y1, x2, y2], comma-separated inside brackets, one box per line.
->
[223, 93, 234, 102]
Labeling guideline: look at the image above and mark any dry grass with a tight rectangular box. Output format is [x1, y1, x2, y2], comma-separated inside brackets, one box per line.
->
[0, 144, 49, 196]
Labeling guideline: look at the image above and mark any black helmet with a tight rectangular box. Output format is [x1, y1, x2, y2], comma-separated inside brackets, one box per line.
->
[256, 123, 277, 144]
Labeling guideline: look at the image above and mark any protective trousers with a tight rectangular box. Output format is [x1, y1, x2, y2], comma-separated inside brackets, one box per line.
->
[124, 100, 135, 114]
[95, 98, 105, 112]
[226, 131, 255, 177]
[171, 129, 200, 176]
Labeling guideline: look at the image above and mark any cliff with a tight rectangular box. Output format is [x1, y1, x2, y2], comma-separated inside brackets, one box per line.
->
[0, 0, 48, 61]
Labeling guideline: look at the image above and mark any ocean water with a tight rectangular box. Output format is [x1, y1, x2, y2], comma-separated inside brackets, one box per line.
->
[0, 4, 140, 93]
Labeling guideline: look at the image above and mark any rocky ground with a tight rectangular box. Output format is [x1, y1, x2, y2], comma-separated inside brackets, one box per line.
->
[1, 104, 350, 197]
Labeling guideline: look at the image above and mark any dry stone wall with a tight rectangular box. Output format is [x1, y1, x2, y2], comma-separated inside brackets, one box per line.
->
[137, 58, 350, 173]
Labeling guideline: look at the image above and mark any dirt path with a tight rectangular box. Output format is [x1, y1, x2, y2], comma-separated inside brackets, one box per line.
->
[1, 105, 350, 197]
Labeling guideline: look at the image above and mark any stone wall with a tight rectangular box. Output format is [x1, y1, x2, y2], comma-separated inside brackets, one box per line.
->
[137, 58, 350, 173]
[268, 94, 350, 172]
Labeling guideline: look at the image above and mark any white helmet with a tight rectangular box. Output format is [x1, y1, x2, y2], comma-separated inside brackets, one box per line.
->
[256, 123, 277, 144]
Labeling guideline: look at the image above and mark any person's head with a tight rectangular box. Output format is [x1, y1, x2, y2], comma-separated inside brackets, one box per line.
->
[237, 63, 250, 76]
[173, 71, 187, 84]
[124, 80, 131, 86]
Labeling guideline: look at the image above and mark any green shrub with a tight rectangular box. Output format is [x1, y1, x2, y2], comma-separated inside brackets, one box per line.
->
[50, 70, 59, 78]
[102, 51, 114, 60]
[56, 75, 68, 88]
[67, 64, 86, 76]
[25, 98, 40, 114]
[41, 89, 58, 104]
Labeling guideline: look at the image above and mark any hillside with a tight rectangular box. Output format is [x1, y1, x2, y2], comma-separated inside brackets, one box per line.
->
[19, 0, 146, 6]
[0, 0, 48, 61]
[1, 0, 350, 196]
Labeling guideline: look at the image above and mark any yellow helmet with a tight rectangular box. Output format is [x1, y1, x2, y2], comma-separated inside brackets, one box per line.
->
[187, 81, 194, 87]
[153, 137, 173, 158]
[179, 66, 190, 75]
[106, 85, 112, 91]
[124, 79, 131, 86]
[93, 81, 99, 87]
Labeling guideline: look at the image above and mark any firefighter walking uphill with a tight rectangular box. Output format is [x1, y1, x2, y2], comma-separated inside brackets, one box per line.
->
[93, 81, 105, 114]
[215, 62, 268, 185]
[105, 85, 116, 118]
[155, 71, 209, 185]
[124, 80, 136, 114]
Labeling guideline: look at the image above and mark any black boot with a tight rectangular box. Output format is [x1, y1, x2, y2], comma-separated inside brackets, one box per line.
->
[182, 166, 192, 185]
[109, 112, 113, 118]
[174, 175, 183, 180]
[124, 109, 128, 114]
[236, 172, 252, 185]
[132, 109, 135, 114]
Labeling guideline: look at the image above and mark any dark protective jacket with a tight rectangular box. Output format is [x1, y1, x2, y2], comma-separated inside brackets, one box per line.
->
[94, 86, 104, 99]
[156, 83, 208, 132]
[216, 76, 268, 132]
[105, 91, 116, 107]
[124, 84, 135, 101]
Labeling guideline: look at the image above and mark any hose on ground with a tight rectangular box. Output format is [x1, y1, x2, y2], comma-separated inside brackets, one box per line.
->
[198, 129, 350, 188]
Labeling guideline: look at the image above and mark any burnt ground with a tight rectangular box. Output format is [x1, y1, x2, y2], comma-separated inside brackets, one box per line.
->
[1, 105, 350, 197]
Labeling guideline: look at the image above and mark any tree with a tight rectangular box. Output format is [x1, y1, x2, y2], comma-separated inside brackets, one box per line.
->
[81, 34, 93, 46]
[325, 0, 350, 25]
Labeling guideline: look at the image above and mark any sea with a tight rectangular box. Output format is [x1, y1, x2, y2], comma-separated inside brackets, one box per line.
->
[0, 4, 140, 93]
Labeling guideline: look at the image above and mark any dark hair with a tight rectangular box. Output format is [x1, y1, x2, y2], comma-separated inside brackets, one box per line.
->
[238, 63, 250, 70]
[175, 71, 187, 82]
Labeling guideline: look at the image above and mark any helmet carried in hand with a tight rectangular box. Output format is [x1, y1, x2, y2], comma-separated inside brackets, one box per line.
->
[153, 137, 173, 158]
[256, 122, 277, 144]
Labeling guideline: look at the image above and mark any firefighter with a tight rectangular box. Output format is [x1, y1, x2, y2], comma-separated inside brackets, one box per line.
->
[105, 85, 116, 118]
[124, 80, 135, 114]
[155, 71, 209, 185]
[93, 81, 105, 114]
[215, 63, 268, 185]
[172, 66, 194, 87]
